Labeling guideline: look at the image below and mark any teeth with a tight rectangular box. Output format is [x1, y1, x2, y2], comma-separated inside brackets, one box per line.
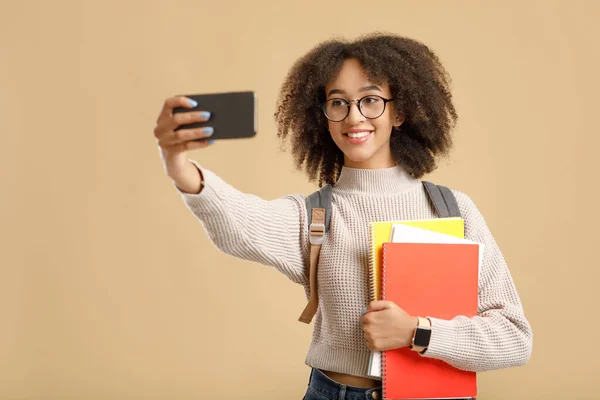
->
[347, 131, 371, 138]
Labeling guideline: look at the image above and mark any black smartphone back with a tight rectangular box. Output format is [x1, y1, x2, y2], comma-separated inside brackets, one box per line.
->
[172, 91, 256, 139]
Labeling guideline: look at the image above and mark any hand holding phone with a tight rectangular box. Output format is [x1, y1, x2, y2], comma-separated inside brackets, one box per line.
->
[153, 91, 257, 194]
[172, 91, 257, 140]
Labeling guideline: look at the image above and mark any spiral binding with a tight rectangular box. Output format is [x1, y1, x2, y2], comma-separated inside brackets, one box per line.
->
[368, 222, 377, 302]
[381, 243, 388, 400]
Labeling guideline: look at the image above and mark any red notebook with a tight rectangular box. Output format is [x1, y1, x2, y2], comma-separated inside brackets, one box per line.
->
[381, 242, 479, 400]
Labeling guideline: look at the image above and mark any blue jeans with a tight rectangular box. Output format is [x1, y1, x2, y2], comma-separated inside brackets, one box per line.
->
[302, 368, 383, 400]
[302, 368, 476, 400]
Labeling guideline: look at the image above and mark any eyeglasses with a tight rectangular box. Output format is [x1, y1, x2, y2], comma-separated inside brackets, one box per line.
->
[320, 95, 394, 122]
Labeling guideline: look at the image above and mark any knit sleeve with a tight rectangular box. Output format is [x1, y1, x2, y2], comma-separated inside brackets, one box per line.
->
[421, 190, 533, 371]
[175, 160, 310, 285]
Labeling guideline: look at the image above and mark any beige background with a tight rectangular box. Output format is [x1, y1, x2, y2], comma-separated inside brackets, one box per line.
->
[1, 0, 598, 399]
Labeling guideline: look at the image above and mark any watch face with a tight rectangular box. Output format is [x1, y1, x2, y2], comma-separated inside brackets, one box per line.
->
[413, 328, 432, 348]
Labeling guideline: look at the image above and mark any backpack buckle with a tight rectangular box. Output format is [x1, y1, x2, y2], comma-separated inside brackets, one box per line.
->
[309, 223, 325, 245]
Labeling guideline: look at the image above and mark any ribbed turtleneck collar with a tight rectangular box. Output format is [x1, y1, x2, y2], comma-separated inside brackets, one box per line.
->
[332, 165, 422, 195]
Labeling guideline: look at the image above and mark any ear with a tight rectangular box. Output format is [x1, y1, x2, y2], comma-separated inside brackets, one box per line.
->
[393, 114, 404, 128]
[392, 110, 404, 127]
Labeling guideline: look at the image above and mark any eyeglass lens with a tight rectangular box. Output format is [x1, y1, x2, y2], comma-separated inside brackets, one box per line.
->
[324, 96, 386, 121]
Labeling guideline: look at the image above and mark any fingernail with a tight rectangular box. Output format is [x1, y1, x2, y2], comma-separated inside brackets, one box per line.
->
[187, 99, 198, 107]
[362, 307, 367, 314]
[200, 111, 211, 119]
[208, 139, 216, 144]
[203, 127, 214, 135]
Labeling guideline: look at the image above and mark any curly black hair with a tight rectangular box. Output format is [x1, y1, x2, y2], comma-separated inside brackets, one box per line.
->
[274, 32, 457, 186]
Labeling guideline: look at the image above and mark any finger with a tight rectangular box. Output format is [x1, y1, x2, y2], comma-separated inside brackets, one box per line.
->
[160, 126, 214, 146]
[366, 300, 394, 313]
[170, 111, 211, 131]
[157, 96, 198, 123]
[154, 112, 211, 141]
[363, 325, 371, 340]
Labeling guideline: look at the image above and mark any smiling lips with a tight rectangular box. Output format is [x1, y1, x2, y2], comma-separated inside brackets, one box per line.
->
[344, 129, 373, 144]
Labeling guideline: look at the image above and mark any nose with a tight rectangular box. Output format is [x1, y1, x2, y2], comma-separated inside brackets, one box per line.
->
[346, 101, 365, 125]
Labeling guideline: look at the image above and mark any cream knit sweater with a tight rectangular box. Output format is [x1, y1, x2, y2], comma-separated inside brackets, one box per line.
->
[178, 161, 533, 378]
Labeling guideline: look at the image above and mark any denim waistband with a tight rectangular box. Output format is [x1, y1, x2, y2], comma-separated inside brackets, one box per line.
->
[307, 368, 382, 400]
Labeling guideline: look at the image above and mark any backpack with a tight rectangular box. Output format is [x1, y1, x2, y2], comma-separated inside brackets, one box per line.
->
[298, 181, 462, 324]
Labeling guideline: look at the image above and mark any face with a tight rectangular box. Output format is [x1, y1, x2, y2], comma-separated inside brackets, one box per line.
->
[324, 58, 402, 169]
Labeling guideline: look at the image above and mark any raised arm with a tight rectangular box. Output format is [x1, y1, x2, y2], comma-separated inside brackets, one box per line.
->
[154, 96, 309, 284]
[176, 161, 309, 284]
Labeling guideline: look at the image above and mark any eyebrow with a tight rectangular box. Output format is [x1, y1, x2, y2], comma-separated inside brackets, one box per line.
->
[327, 85, 382, 97]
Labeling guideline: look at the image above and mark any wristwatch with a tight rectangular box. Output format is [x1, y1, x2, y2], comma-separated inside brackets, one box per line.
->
[409, 317, 432, 353]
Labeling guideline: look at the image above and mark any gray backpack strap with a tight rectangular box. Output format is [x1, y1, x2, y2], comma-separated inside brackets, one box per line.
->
[305, 184, 332, 232]
[423, 181, 450, 218]
[298, 184, 333, 324]
[422, 181, 461, 218]
[437, 184, 461, 218]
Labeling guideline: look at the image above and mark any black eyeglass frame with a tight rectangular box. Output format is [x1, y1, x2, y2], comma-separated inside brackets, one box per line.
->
[320, 95, 394, 122]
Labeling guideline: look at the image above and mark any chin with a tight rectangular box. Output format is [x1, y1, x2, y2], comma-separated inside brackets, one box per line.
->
[342, 150, 376, 165]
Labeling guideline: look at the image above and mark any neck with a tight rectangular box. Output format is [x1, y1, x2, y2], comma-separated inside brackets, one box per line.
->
[343, 149, 396, 170]
[333, 164, 421, 195]
[343, 158, 396, 169]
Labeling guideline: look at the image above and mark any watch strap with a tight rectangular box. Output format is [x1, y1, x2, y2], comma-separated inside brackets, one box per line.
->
[410, 317, 432, 353]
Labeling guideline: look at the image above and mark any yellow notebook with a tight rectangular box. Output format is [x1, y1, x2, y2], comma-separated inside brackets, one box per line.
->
[368, 218, 465, 301]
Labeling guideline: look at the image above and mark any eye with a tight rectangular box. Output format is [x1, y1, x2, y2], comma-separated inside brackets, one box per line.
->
[362, 96, 382, 105]
[329, 99, 347, 108]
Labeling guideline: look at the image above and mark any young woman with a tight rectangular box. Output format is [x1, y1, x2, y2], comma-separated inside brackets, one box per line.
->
[153, 33, 532, 399]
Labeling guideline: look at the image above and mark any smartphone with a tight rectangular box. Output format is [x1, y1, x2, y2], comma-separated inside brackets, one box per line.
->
[172, 91, 257, 140]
